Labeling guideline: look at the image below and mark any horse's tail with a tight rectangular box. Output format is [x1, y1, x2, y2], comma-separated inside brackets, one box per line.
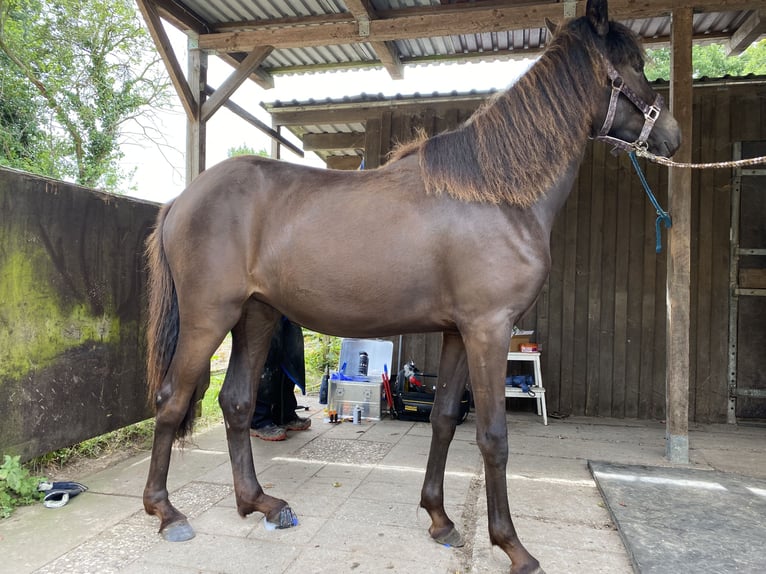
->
[145, 202, 182, 422]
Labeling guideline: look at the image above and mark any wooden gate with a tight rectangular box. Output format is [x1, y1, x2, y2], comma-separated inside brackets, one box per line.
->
[728, 141, 766, 421]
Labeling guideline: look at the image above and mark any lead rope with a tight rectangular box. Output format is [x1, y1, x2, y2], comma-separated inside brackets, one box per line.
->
[628, 151, 672, 253]
[627, 150, 766, 253]
[635, 149, 766, 169]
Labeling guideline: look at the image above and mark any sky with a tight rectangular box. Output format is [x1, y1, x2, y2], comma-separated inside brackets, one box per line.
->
[120, 23, 534, 204]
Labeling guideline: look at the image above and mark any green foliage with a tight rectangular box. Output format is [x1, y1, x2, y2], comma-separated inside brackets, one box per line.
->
[0, 0, 170, 191]
[0, 455, 45, 518]
[303, 330, 341, 391]
[227, 144, 269, 158]
[645, 40, 766, 82]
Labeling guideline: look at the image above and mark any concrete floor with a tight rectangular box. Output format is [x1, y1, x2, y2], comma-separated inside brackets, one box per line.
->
[2, 395, 764, 574]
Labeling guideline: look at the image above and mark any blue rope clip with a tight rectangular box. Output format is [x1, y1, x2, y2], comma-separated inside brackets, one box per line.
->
[628, 151, 671, 253]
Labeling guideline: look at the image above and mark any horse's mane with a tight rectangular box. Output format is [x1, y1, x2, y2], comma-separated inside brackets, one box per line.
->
[390, 19, 643, 207]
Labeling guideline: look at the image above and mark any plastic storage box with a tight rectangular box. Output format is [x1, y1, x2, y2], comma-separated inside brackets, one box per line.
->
[327, 376, 382, 420]
[337, 338, 394, 381]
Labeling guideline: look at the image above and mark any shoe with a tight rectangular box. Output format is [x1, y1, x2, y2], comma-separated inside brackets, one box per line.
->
[250, 423, 287, 441]
[284, 416, 311, 431]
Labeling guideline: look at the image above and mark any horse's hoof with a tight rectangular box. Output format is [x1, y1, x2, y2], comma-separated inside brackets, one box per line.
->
[264, 505, 298, 530]
[433, 527, 465, 548]
[161, 520, 196, 542]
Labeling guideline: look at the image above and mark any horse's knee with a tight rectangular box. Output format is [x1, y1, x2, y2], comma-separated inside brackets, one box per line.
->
[476, 428, 509, 466]
[430, 410, 457, 438]
[218, 391, 253, 427]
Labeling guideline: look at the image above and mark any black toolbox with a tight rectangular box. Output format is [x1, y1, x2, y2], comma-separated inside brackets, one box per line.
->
[390, 362, 470, 423]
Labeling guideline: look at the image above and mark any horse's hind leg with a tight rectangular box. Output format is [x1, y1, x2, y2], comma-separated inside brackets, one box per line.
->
[144, 308, 237, 541]
[421, 331, 469, 547]
[218, 300, 297, 528]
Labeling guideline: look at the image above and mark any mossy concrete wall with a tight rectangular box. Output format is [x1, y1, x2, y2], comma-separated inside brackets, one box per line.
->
[0, 167, 159, 460]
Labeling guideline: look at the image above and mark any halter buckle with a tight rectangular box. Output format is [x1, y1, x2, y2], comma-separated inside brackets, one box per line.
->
[645, 105, 661, 122]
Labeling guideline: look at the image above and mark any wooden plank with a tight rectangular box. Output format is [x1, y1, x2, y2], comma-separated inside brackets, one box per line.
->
[326, 155, 363, 170]
[740, 268, 766, 289]
[546, 188, 566, 414]
[196, 0, 761, 52]
[694, 90, 715, 421]
[638, 162, 659, 420]
[197, 2, 567, 52]
[611, 154, 632, 418]
[364, 116, 382, 168]
[559, 169, 580, 415]
[624, 152, 647, 418]
[727, 9, 766, 56]
[380, 111, 392, 163]
[185, 39, 207, 183]
[598, 151, 618, 416]
[201, 47, 272, 122]
[136, 0, 196, 121]
[268, 96, 488, 126]
[708, 90, 733, 422]
[666, 7, 693, 461]
[652, 164, 670, 421]
[572, 143, 594, 415]
[344, 0, 404, 79]
[585, 142, 606, 416]
[302, 132, 366, 151]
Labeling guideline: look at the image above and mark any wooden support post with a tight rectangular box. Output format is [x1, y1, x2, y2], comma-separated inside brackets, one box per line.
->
[364, 117, 382, 168]
[271, 123, 281, 160]
[666, 7, 693, 464]
[186, 36, 207, 185]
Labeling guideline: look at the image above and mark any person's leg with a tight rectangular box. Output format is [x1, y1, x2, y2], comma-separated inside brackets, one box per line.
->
[251, 365, 287, 441]
[281, 380, 311, 430]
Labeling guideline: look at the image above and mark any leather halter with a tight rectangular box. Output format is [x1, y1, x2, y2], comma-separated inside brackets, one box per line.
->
[595, 59, 663, 153]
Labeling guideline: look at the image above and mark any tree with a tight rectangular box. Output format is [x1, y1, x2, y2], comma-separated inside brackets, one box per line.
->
[645, 39, 766, 82]
[0, 0, 170, 191]
[227, 144, 269, 158]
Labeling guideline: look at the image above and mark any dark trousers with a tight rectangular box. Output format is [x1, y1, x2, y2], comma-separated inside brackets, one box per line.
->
[252, 366, 299, 429]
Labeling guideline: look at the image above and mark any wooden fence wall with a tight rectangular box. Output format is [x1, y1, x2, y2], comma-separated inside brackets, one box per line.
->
[0, 169, 159, 460]
[386, 80, 765, 423]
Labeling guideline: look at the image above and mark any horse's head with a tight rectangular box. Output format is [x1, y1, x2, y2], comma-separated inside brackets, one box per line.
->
[579, 0, 682, 157]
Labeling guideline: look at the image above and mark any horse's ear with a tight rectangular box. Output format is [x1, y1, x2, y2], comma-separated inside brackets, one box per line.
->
[544, 18, 558, 36]
[586, 0, 609, 36]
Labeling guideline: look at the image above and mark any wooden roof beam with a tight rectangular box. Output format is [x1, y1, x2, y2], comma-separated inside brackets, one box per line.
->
[302, 132, 366, 151]
[219, 52, 274, 90]
[344, 0, 404, 80]
[205, 85, 303, 157]
[727, 10, 765, 56]
[152, 0, 210, 34]
[136, 0, 197, 121]
[325, 155, 364, 170]
[202, 46, 273, 122]
[197, 0, 763, 53]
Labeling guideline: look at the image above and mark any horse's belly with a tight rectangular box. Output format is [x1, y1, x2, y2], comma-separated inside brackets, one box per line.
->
[259, 254, 450, 337]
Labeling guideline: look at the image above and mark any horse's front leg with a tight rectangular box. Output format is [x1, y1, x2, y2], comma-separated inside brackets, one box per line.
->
[218, 303, 297, 528]
[463, 325, 543, 574]
[421, 331, 469, 547]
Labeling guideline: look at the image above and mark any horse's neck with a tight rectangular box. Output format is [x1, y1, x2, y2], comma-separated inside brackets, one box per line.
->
[530, 152, 585, 232]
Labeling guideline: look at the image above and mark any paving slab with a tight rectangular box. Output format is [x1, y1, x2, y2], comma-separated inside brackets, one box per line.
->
[590, 460, 766, 573]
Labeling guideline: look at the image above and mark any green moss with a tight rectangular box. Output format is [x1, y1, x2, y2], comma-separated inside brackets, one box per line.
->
[0, 242, 120, 382]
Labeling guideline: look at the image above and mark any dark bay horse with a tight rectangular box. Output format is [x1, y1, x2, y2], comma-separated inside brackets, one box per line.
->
[143, 0, 680, 571]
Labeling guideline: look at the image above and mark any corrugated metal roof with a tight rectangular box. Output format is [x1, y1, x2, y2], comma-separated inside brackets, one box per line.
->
[151, 1, 764, 78]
